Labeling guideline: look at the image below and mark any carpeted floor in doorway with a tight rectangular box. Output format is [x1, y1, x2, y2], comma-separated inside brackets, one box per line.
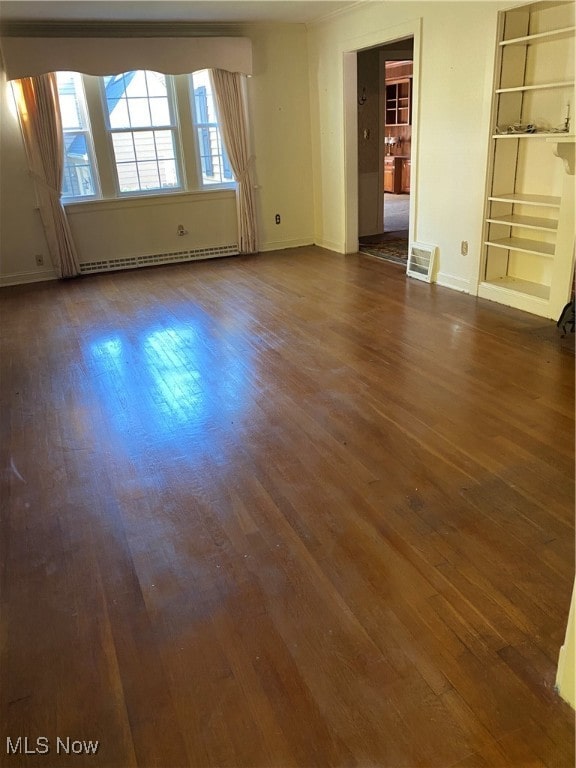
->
[360, 238, 408, 266]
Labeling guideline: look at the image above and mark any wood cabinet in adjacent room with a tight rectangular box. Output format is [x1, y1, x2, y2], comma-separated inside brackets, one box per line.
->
[385, 78, 412, 126]
[401, 158, 411, 192]
[384, 157, 401, 193]
[384, 156, 410, 194]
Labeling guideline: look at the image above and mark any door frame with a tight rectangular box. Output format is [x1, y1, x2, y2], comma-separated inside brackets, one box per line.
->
[342, 18, 422, 254]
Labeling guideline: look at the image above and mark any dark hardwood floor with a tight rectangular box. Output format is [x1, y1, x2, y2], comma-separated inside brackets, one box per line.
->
[1, 246, 574, 767]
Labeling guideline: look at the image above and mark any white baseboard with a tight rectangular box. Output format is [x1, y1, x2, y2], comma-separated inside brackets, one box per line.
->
[314, 238, 345, 254]
[436, 272, 470, 293]
[260, 237, 314, 253]
[0, 268, 58, 287]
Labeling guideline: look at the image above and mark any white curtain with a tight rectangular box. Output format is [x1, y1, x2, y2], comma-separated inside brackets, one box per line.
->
[210, 69, 257, 255]
[13, 74, 80, 278]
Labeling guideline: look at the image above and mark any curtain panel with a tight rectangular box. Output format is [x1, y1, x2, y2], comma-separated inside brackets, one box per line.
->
[13, 75, 80, 278]
[210, 69, 257, 255]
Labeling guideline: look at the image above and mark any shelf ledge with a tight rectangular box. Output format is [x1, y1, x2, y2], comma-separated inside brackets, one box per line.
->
[495, 81, 574, 93]
[492, 131, 573, 140]
[488, 193, 561, 208]
[479, 278, 550, 301]
[500, 26, 575, 46]
[485, 237, 555, 257]
[486, 215, 558, 231]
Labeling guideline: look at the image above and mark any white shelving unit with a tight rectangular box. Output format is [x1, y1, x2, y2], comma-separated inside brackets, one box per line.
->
[479, 0, 575, 319]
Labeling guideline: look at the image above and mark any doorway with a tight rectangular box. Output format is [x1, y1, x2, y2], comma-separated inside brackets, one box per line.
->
[357, 40, 413, 265]
[342, 18, 422, 253]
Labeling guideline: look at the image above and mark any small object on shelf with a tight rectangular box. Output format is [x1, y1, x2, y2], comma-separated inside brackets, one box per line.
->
[563, 101, 571, 133]
[495, 122, 537, 134]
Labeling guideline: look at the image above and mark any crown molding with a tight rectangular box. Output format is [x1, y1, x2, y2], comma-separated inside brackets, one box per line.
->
[0, 20, 242, 37]
[306, 0, 368, 28]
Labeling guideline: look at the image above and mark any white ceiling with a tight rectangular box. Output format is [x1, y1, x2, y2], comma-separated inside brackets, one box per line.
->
[0, 1, 362, 24]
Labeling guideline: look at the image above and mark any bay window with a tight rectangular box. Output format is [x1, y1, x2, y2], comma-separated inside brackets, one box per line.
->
[54, 68, 235, 203]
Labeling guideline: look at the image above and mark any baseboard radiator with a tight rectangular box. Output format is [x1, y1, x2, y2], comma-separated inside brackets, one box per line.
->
[79, 244, 239, 275]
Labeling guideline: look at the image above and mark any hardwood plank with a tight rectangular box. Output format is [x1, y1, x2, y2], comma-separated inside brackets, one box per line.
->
[0, 247, 573, 767]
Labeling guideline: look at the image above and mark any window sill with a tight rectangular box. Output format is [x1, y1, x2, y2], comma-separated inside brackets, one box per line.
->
[64, 187, 236, 214]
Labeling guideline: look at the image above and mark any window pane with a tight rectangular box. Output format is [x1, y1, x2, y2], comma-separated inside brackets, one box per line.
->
[146, 71, 168, 97]
[104, 71, 181, 195]
[116, 162, 140, 192]
[104, 72, 138, 128]
[133, 131, 157, 161]
[149, 98, 170, 126]
[111, 130, 180, 193]
[61, 133, 97, 198]
[56, 73, 99, 200]
[154, 130, 176, 159]
[197, 125, 231, 185]
[190, 70, 235, 187]
[158, 159, 178, 188]
[108, 99, 130, 129]
[59, 96, 82, 129]
[124, 70, 148, 98]
[57, 72, 84, 129]
[138, 161, 160, 190]
[112, 133, 135, 163]
[127, 98, 152, 128]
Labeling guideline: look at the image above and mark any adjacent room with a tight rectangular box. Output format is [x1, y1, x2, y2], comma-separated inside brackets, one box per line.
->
[1, 1, 574, 767]
[358, 43, 413, 265]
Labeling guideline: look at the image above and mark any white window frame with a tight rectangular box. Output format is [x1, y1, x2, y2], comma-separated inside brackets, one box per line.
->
[56, 72, 101, 203]
[99, 71, 185, 198]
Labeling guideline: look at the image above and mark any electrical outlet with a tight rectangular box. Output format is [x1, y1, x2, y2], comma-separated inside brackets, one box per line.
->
[275, 214, 281, 225]
[35, 254, 44, 266]
[461, 240, 468, 256]
[177, 224, 187, 236]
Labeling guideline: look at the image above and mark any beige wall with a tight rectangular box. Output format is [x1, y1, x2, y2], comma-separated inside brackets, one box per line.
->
[557, 579, 576, 709]
[0, 22, 315, 283]
[245, 23, 315, 251]
[0, 63, 53, 284]
[307, 1, 517, 291]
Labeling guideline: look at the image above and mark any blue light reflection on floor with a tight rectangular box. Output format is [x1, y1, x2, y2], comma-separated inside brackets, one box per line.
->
[143, 327, 207, 427]
[86, 318, 252, 457]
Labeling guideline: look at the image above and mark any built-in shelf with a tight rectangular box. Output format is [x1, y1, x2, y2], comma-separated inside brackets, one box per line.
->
[495, 80, 574, 93]
[500, 26, 575, 46]
[485, 236, 555, 256]
[481, 1, 574, 319]
[480, 277, 551, 300]
[492, 131, 572, 139]
[486, 214, 558, 230]
[488, 193, 561, 207]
